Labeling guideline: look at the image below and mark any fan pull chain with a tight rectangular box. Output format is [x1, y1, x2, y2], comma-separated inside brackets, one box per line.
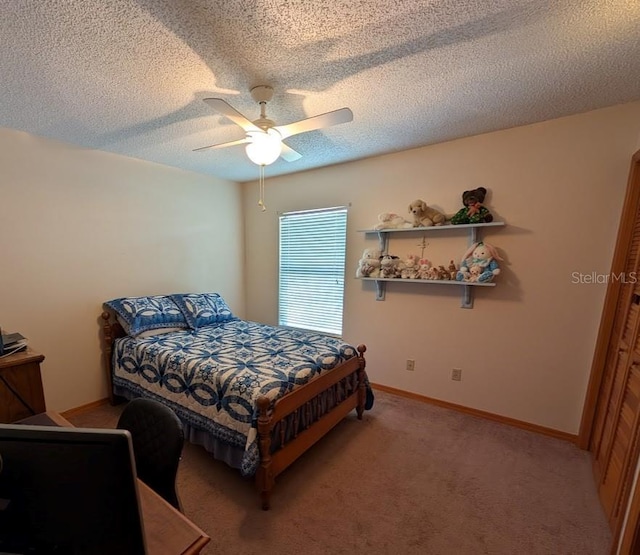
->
[258, 165, 266, 211]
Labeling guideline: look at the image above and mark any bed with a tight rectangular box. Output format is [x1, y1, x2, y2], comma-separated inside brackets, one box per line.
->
[100, 293, 369, 510]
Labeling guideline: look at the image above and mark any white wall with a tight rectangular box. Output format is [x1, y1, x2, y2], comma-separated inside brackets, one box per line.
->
[2, 101, 639, 430]
[0, 129, 244, 411]
[243, 101, 640, 434]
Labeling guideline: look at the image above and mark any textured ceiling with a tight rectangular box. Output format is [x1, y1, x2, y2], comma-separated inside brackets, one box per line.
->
[1, 0, 639, 183]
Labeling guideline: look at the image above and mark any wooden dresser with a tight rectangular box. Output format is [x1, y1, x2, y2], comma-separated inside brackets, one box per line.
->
[0, 348, 46, 423]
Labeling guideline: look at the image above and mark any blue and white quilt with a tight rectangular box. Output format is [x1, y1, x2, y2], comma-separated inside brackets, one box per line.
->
[112, 319, 358, 476]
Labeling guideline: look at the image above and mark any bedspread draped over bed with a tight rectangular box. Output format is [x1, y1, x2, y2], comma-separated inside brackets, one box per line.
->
[112, 319, 359, 476]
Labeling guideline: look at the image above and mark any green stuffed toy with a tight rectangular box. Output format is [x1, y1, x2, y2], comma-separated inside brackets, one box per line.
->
[450, 187, 493, 225]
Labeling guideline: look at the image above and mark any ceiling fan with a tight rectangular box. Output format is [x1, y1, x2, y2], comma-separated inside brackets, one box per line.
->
[194, 85, 353, 166]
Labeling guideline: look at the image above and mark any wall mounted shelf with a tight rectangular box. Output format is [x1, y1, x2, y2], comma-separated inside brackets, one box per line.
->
[357, 221, 505, 307]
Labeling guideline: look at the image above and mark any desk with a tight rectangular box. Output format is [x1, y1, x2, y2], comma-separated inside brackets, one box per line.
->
[18, 412, 210, 555]
[0, 348, 46, 422]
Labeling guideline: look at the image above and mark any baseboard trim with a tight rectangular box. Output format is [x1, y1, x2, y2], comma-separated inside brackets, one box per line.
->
[60, 388, 577, 444]
[371, 383, 578, 444]
[61, 398, 111, 419]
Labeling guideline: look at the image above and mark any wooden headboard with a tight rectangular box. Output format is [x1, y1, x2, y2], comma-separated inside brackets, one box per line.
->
[100, 310, 126, 405]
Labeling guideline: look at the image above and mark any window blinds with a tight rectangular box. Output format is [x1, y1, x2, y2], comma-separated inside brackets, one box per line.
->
[278, 207, 348, 335]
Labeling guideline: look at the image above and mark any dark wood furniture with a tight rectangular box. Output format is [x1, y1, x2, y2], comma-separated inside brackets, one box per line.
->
[18, 411, 210, 555]
[0, 348, 46, 423]
[101, 311, 368, 510]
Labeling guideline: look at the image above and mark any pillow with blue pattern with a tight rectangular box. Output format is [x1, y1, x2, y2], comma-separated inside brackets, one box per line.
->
[171, 293, 236, 329]
[104, 296, 189, 337]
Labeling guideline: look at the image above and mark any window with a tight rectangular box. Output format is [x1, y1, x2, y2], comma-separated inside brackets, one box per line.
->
[279, 207, 348, 335]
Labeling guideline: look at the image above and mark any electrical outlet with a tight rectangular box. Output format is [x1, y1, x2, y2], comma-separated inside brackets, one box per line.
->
[406, 359, 415, 371]
[451, 368, 462, 381]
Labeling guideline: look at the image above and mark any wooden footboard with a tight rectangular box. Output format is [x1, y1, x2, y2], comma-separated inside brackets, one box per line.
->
[100, 310, 367, 510]
[256, 344, 367, 510]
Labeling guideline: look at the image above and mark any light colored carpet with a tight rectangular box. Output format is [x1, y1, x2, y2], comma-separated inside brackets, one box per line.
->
[68, 390, 611, 555]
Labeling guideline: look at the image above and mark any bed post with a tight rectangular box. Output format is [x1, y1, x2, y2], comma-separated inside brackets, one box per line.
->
[356, 344, 367, 420]
[256, 396, 274, 510]
[101, 310, 126, 406]
[101, 311, 116, 405]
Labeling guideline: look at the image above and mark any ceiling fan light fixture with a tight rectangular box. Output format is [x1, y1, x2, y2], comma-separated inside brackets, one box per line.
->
[245, 129, 282, 166]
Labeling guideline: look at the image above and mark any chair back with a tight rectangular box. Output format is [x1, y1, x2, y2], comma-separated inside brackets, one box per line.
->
[117, 398, 184, 510]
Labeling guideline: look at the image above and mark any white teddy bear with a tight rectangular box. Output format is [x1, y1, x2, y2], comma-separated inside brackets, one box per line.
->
[400, 254, 419, 279]
[374, 212, 414, 230]
[356, 248, 382, 278]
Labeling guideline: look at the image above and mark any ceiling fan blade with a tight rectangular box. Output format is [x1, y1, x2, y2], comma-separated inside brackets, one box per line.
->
[203, 98, 262, 133]
[193, 137, 250, 152]
[275, 107, 353, 139]
[280, 143, 302, 162]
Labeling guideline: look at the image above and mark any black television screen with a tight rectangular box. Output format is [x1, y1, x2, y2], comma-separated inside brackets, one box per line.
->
[0, 424, 147, 554]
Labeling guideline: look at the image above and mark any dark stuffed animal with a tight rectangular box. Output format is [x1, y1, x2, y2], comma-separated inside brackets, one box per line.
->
[450, 187, 493, 224]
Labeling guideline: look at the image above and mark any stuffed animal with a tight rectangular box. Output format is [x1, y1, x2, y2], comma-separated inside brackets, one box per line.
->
[425, 265, 449, 280]
[436, 265, 450, 280]
[408, 199, 446, 227]
[379, 254, 401, 278]
[448, 260, 458, 280]
[450, 187, 493, 225]
[400, 254, 419, 279]
[426, 266, 440, 280]
[416, 258, 432, 279]
[374, 212, 414, 230]
[356, 248, 382, 278]
[456, 242, 503, 283]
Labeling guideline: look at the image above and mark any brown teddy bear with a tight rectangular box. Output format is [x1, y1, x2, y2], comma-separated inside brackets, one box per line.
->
[450, 187, 493, 224]
[408, 199, 446, 227]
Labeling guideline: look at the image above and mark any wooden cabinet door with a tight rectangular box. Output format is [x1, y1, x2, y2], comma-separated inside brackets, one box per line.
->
[591, 283, 640, 525]
[587, 151, 640, 535]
